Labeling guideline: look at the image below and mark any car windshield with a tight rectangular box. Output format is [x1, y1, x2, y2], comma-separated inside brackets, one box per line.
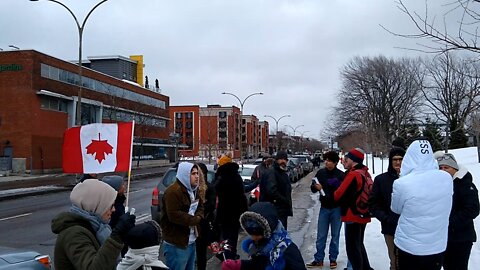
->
[239, 166, 256, 177]
[294, 156, 307, 162]
[290, 158, 301, 165]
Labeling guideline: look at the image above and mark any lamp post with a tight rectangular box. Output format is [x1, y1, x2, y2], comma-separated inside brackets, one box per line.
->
[299, 130, 310, 152]
[30, 0, 109, 126]
[222, 91, 263, 161]
[264, 114, 291, 151]
[8, 45, 20, 50]
[285, 125, 304, 152]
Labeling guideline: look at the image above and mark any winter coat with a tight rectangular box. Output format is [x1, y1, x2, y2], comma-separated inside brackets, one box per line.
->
[160, 163, 204, 248]
[239, 202, 306, 270]
[109, 194, 126, 228]
[251, 163, 269, 184]
[448, 167, 480, 243]
[51, 212, 123, 270]
[368, 167, 400, 236]
[310, 167, 344, 209]
[259, 162, 293, 217]
[391, 140, 453, 256]
[214, 162, 248, 225]
[333, 164, 372, 224]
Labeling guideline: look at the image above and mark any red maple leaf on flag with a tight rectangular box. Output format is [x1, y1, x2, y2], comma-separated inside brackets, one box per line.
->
[86, 133, 113, 164]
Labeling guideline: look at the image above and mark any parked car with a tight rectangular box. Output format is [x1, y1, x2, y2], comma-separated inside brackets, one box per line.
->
[289, 157, 304, 180]
[286, 159, 299, 182]
[238, 164, 259, 206]
[293, 155, 314, 173]
[0, 246, 51, 269]
[253, 158, 263, 165]
[151, 163, 216, 223]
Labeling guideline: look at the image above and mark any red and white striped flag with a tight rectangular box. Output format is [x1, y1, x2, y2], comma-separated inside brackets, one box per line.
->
[62, 122, 134, 173]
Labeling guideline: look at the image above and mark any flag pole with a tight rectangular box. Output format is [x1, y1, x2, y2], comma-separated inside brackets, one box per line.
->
[125, 120, 135, 210]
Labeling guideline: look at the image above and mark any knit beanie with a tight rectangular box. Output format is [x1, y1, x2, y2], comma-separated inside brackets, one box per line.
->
[101, 175, 124, 191]
[389, 147, 406, 160]
[434, 151, 459, 170]
[345, 148, 364, 164]
[217, 154, 232, 167]
[70, 179, 117, 216]
[275, 150, 288, 161]
[124, 221, 162, 249]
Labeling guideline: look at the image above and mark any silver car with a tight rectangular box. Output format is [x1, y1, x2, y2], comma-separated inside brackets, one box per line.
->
[0, 246, 51, 269]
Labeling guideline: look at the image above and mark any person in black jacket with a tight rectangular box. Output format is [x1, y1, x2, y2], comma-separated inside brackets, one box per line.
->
[214, 153, 248, 260]
[259, 150, 292, 229]
[196, 162, 217, 270]
[306, 151, 345, 269]
[368, 147, 405, 270]
[434, 151, 480, 270]
[221, 202, 306, 270]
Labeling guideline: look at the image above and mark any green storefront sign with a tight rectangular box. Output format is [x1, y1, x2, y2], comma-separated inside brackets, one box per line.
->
[0, 64, 23, 72]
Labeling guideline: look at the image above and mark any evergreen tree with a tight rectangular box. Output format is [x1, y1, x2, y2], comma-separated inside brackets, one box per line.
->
[423, 121, 443, 151]
[449, 125, 468, 149]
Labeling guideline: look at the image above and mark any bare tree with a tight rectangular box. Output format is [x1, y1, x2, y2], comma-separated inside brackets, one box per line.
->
[332, 56, 423, 152]
[393, 0, 480, 54]
[421, 52, 480, 149]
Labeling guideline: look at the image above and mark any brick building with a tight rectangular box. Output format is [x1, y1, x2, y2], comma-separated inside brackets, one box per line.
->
[169, 105, 269, 159]
[0, 50, 170, 173]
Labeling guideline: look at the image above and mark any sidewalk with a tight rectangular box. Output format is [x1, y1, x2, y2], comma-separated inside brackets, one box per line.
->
[0, 159, 174, 201]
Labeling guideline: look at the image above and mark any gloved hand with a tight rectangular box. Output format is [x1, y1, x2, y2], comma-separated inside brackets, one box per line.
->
[221, 259, 241, 270]
[111, 213, 136, 241]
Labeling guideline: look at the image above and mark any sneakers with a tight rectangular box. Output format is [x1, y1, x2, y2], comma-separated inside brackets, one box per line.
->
[306, 261, 324, 268]
[330, 261, 337, 269]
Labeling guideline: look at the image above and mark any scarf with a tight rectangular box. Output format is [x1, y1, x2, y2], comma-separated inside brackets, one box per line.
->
[116, 246, 168, 270]
[242, 222, 292, 270]
[70, 205, 112, 245]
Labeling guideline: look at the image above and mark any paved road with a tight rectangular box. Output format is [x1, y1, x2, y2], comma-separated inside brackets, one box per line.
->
[0, 177, 159, 266]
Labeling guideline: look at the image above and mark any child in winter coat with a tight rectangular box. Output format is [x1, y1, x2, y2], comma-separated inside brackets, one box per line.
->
[221, 202, 306, 270]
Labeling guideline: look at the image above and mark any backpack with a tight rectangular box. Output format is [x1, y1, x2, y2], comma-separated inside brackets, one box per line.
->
[352, 169, 373, 218]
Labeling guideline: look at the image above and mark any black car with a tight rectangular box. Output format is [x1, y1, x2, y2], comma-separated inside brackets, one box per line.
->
[150, 163, 216, 223]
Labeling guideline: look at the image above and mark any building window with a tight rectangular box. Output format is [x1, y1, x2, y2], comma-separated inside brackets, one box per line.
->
[176, 113, 183, 119]
[39, 96, 68, 112]
[219, 121, 227, 128]
[186, 112, 193, 119]
[219, 111, 227, 118]
[219, 131, 227, 138]
[186, 121, 193, 129]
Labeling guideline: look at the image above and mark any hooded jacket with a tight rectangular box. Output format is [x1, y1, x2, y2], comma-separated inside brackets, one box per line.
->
[238, 202, 306, 270]
[333, 164, 372, 224]
[259, 162, 293, 217]
[368, 147, 404, 236]
[51, 212, 123, 270]
[448, 166, 479, 243]
[391, 140, 453, 255]
[214, 162, 248, 224]
[160, 162, 204, 248]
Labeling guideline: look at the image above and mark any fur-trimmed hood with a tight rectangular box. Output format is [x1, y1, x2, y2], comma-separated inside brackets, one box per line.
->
[240, 202, 278, 239]
[453, 166, 468, 180]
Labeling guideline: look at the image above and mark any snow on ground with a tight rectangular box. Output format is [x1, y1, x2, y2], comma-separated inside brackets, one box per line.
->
[301, 147, 480, 269]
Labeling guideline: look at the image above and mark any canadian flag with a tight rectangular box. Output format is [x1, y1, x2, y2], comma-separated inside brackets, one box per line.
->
[63, 122, 134, 173]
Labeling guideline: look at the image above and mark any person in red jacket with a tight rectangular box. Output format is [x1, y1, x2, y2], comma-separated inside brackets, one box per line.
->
[334, 148, 373, 270]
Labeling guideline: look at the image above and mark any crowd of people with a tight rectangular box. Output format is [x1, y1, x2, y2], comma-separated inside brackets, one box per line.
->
[50, 138, 479, 270]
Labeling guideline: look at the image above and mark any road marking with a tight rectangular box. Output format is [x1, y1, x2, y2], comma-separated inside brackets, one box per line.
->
[135, 213, 151, 223]
[0, 212, 32, 222]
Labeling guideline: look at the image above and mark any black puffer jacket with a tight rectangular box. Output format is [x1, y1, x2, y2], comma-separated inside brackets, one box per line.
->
[448, 167, 480, 243]
[311, 167, 345, 209]
[259, 162, 293, 217]
[214, 162, 248, 224]
[368, 148, 404, 236]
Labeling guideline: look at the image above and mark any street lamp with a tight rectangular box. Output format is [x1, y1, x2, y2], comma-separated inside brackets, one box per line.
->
[284, 124, 304, 137]
[30, 0, 109, 126]
[264, 114, 291, 151]
[222, 91, 263, 161]
[8, 45, 20, 50]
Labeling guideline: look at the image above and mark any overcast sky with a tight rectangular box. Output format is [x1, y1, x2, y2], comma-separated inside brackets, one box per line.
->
[2, 0, 457, 140]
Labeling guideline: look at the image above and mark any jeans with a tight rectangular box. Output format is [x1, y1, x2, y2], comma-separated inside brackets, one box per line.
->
[314, 207, 342, 262]
[164, 241, 196, 270]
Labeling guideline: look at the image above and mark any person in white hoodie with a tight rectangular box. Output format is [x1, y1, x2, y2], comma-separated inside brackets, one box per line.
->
[391, 139, 453, 270]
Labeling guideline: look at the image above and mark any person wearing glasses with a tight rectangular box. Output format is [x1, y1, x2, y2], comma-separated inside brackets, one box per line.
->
[368, 147, 405, 270]
[391, 139, 453, 270]
[434, 151, 479, 270]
